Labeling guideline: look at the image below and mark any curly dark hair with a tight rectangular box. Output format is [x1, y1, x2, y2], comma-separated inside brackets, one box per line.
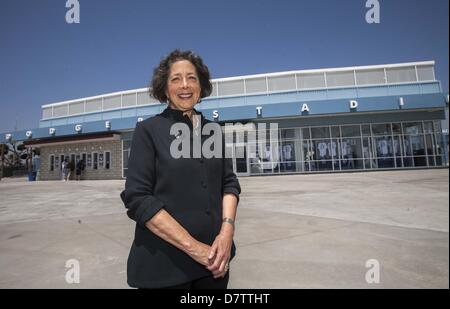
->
[150, 49, 212, 103]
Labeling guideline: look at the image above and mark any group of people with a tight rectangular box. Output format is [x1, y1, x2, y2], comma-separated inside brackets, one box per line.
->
[61, 158, 85, 181]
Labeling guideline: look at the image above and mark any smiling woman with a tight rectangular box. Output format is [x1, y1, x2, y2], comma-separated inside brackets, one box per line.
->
[151, 49, 212, 107]
[165, 60, 202, 112]
[120, 49, 241, 289]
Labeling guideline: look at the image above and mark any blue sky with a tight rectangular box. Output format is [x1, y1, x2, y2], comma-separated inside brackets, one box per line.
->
[0, 0, 448, 132]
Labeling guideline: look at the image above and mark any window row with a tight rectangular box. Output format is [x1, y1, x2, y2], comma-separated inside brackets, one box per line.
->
[245, 133, 446, 174]
[49, 151, 111, 171]
[43, 65, 436, 119]
[212, 65, 435, 96]
[223, 121, 442, 142]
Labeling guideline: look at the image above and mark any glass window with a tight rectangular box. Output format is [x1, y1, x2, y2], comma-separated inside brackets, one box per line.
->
[423, 121, 433, 134]
[401, 135, 412, 157]
[341, 159, 364, 170]
[372, 123, 392, 135]
[329, 139, 340, 160]
[50, 155, 54, 171]
[54, 156, 60, 170]
[330, 126, 340, 138]
[393, 136, 403, 168]
[374, 136, 395, 168]
[42, 107, 53, 119]
[99, 153, 104, 168]
[301, 128, 311, 139]
[297, 73, 326, 89]
[341, 138, 363, 159]
[281, 128, 296, 140]
[340, 138, 364, 169]
[280, 142, 296, 172]
[122, 93, 136, 107]
[403, 122, 423, 135]
[268, 75, 296, 92]
[331, 139, 341, 170]
[103, 96, 121, 110]
[392, 136, 402, 157]
[375, 136, 394, 157]
[356, 69, 385, 85]
[433, 133, 446, 167]
[105, 151, 111, 169]
[60, 155, 65, 170]
[434, 133, 445, 156]
[361, 125, 371, 136]
[433, 121, 442, 133]
[137, 92, 152, 105]
[93, 153, 98, 170]
[313, 160, 334, 171]
[87, 153, 92, 168]
[311, 127, 330, 139]
[392, 123, 402, 134]
[428, 156, 436, 167]
[326, 71, 355, 87]
[123, 151, 130, 169]
[69, 102, 84, 115]
[53, 105, 68, 117]
[245, 77, 267, 94]
[210, 82, 218, 97]
[409, 135, 427, 166]
[424, 134, 435, 156]
[218, 80, 245, 96]
[417, 65, 435, 81]
[123, 140, 132, 150]
[85, 99, 102, 113]
[313, 140, 332, 160]
[341, 125, 361, 137]
[386, 66, 417, 83]
[311, 140, 333, 171]
[362, 137, 374, 168]
[258, 144, 276, 173]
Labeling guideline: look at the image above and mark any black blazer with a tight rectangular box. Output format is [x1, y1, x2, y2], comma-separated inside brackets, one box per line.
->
[120, 107, 241, 288]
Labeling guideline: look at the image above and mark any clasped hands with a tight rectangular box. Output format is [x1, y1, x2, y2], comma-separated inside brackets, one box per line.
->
[195, 228, 233, 279]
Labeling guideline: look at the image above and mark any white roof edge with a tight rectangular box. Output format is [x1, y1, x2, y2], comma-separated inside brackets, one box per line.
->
[213, 60, 436, 82]
[42, 88, 149, 108]
[42, 61, 435, 108]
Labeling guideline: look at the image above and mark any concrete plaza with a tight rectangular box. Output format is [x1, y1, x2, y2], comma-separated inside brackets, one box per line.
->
[0, 169, 448, 288]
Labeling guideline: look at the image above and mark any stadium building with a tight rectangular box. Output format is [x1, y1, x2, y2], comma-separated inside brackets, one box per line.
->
[1, 61, 448, 180]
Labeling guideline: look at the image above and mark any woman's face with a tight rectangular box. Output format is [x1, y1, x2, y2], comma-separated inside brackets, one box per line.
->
[166, 60, 201, 111]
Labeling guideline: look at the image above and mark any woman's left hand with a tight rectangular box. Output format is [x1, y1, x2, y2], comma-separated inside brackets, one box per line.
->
[206, 228, 233, 278]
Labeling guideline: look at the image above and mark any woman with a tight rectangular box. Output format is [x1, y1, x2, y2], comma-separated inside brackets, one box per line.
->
[120, 49, 241, 289]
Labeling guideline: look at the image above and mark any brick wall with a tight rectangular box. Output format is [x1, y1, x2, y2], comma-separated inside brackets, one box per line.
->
[39, 139, 123, 180]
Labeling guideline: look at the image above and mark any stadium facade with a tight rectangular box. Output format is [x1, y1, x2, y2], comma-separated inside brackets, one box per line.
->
[1, 61, 448, 180]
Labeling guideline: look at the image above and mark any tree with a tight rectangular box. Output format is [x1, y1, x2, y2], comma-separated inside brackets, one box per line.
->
[0, 141, 30, 178]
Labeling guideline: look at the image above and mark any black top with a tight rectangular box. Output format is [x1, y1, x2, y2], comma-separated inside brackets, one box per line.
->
[120, 107, 241, 288]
